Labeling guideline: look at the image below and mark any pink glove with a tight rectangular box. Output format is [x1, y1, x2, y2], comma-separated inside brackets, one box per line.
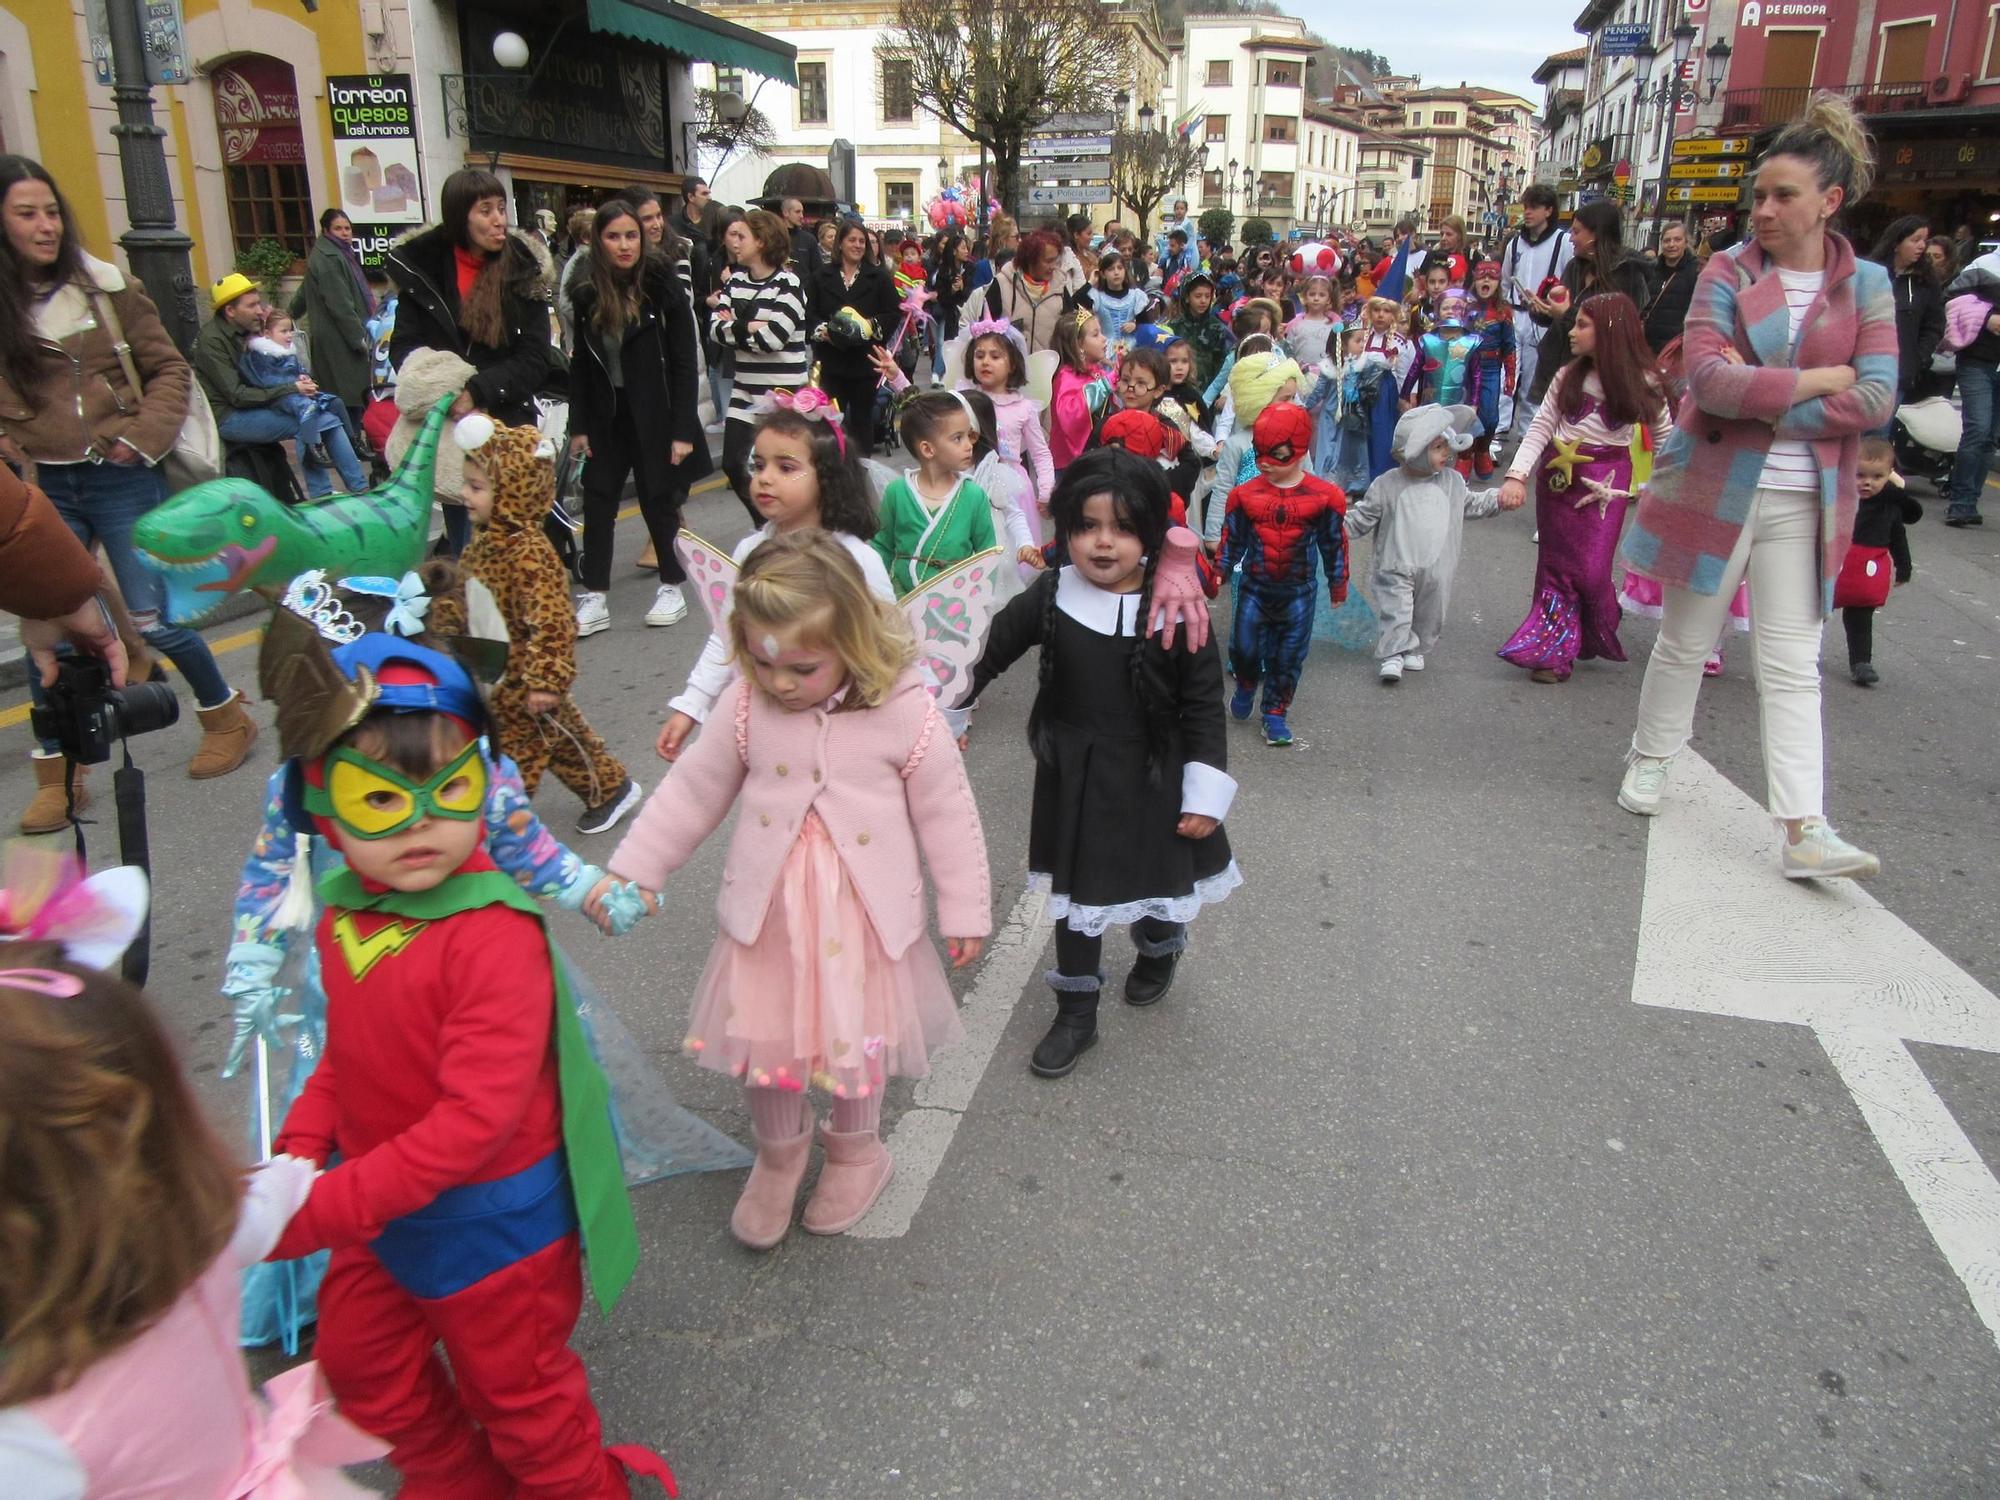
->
[1148, 526, 1211, 653]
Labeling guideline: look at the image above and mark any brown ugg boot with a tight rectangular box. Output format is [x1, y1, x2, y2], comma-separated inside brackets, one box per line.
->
[189, 692, 258, 779]
[729, 1126, 813, 1250]
[801, 1126, 893, 1235]
[22, 755, 87, 834]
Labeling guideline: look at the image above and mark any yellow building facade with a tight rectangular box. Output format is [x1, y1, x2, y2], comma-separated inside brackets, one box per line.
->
[3, 0, 367, 285]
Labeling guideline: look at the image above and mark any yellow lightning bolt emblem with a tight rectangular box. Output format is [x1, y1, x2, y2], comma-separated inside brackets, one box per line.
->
[1544, 435, 1586, 493]
[331, 911, 430, 981]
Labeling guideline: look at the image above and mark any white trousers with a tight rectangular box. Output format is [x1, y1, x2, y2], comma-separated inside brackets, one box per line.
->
[1503, 331, 1542, 433]
[1632, 487, 1827, 819]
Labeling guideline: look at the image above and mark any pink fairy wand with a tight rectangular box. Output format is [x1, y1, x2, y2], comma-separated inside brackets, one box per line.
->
[887, 284, 936, 357]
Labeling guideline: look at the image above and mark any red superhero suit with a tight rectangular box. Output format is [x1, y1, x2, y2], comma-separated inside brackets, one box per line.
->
[272, 848, 661, 1500]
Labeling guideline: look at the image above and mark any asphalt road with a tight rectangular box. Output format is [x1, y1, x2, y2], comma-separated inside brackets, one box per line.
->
[8, 460, 1999, 1499]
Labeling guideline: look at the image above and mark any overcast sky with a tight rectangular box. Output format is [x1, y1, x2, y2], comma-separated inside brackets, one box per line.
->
[1292, 0, 1586, 110]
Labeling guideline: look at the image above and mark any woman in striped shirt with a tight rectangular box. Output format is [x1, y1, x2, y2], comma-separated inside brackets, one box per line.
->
[709, 209, 810, 523]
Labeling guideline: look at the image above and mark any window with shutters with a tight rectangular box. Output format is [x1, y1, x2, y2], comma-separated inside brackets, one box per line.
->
[1206, 114, 1228, 142]
[212, 55, 312, 260]
[797, 61, 828, 125]
[881, 58, 914, 123]
[1207, 59, 1231, 87]
[1876, 20, 1932, 87]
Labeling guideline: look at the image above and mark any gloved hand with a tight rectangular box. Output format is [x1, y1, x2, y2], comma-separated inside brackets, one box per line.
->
[553, 862, 607, 913]
[1147, 526, 1212, 653]
[221, 941, 302, 1079]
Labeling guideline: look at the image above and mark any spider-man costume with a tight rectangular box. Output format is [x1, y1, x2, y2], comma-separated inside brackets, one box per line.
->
[1219, 404, 1348, 720]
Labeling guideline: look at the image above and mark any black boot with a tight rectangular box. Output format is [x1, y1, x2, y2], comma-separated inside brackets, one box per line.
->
[1123, 924, 1185, 1006]
[304, 439, 334, 468]
[1030, 973, 1100, 1078]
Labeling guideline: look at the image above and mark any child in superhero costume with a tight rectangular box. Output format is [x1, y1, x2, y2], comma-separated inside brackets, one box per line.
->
[1218, 402, 1350, 747]
[257, 587, 675, 1500]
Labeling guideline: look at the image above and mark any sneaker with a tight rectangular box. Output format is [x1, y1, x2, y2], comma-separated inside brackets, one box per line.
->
[576, 778, 642, 835]
[1262, 713, 1292, 746]
[1702, 653, 1725, 678]
[1781, 818, 1880, 881]
[1618, 755, 1671, 816]
[575, 591, 610, 636]
[1851, 660, 1879, 687]
[645, 583, 688, 626]
[703, 420, 726, 436]
[1379, 655, 1404, 684]
[1229, 685, 1255, 721]
[1402, 652, 1426, 671]
[1473, 453, 1496, 478]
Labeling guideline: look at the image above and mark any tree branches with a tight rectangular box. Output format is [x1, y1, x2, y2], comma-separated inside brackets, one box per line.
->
[883, 0, 1132, 215]
[1111, 126, 1208, 239]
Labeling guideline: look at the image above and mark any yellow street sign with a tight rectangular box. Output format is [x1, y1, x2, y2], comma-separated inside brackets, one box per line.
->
[1669, 160, 1744, 180]
[1672, 135, 1751, 159]
[1668, 184, 1744, 204]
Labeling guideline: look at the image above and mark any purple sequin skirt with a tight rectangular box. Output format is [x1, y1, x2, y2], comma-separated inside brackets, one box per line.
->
[1497, 444, 1631, 678]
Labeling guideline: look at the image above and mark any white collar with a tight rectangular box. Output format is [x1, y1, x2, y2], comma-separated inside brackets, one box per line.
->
[1056, 566, 1143, 637]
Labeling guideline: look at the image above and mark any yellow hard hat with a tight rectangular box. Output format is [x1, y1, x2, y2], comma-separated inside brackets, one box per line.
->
[210, 272, 258, 312]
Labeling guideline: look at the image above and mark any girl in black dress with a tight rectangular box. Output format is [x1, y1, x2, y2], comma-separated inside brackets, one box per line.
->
[961, 448, 1241, 1078]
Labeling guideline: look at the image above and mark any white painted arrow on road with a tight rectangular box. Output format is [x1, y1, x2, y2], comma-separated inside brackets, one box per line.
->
[1632, 751, 2000, 1346]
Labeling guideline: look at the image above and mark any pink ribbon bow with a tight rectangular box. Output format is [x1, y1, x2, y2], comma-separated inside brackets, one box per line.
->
[888, 285, 936, 356]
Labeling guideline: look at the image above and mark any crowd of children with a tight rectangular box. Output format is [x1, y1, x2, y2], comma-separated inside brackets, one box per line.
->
[0, 207, 1930, 1500]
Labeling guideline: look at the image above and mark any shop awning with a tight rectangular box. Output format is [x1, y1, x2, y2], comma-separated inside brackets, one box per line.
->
[584, 0, 796, 85]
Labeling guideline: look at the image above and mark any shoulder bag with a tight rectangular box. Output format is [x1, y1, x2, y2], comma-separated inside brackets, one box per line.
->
[92, 289, 221, 490]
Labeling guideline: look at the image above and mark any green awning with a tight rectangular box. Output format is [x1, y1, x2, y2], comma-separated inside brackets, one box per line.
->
[585, 0, 796, 85]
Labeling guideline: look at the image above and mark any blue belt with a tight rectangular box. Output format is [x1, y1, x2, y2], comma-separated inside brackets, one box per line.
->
[371, 1150, 578, 1300]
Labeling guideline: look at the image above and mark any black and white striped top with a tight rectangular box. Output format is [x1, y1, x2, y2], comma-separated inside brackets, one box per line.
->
[709, 266, 809, 424]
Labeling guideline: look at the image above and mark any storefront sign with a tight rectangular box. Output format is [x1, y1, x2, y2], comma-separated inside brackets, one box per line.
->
[1882, 137, 2000, 177]
[460, 9, 670, 173]
[213, 56, 304, 167]
[1601, 24, 1652, 57]
[1738, 1, 1830, 26]
[1673, 135, 1752, 158]
[327, 75, 424, 228]
[1579, 136, 1616, 181]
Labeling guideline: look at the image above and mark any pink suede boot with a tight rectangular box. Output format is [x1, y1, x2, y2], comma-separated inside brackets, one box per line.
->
[801, 1127, 894, 1235]
[730, 1127, 813, 1250]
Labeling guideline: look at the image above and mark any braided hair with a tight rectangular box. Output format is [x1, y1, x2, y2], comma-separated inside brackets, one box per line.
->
[1037, 448, 1175, 785]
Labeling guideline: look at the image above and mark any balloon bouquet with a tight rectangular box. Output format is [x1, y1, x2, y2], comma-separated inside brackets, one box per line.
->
[925, 179, 1003, 234]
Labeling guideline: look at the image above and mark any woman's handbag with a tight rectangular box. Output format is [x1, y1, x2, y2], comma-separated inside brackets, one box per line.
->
[92, 289, 220, 490]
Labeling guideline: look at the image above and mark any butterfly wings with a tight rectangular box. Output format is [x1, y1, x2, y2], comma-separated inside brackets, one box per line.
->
[902, 550, 1002, 707]
[675, 529, 1000, 707]
[675, 529, 741, 638]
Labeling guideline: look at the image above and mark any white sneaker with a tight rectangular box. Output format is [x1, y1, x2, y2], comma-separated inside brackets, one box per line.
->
[1379, 655, 1404, 683]
[575, 591, 610, 636]
[1618, 755, 1671, 816]
[1781, 819, 1881, 881]
[1402, 652, 1426, 671]
[645, 583, 688, 626]
[703, 420, 725, 436]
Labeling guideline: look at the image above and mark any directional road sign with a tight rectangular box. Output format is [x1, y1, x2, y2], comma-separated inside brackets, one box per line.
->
[1036, 111, 1115, 135]
[1667, 183, 1744, 204]
[1669, 159, 1745, 179]
[1025, 134, 1114, 159]
[1027, 184, 1113, 206]
[1033, 159, 1113, 182]
[1672, 135, 1751, 158]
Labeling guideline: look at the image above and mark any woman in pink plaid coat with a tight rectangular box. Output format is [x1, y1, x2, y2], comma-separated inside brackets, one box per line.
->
[1616, 94, 1897, 881]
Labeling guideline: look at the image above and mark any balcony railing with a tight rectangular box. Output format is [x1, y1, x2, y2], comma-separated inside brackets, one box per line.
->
[1719, 80, 1932, 132]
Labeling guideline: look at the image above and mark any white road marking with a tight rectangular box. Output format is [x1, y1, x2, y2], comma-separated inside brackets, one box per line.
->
[851, 885, 1049, 1237]
[1633, 751, 2000, 1346]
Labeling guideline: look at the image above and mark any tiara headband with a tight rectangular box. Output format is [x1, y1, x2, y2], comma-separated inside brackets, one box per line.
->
[755, 386, 848, 458]
[948, 388, 977, 430]
[962, 314, 1028, 358]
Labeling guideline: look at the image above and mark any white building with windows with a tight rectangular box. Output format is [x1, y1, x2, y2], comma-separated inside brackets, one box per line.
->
[1299, 103, 1363, 238]
[1354, 128, 1429, 234]
[1533, 46, 1589, 206]
[1159, 11, 1329, 236]
[691, 0, 1169, 227]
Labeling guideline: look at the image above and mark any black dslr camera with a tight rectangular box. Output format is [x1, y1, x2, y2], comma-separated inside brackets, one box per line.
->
[29, 656, 178, 764]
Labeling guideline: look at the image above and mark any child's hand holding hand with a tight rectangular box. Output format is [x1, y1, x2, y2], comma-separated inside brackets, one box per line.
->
[526, 689, 560, 716]
[1177, 813, 1218, 839]
[1018, 545, 1046, 570]
[1498, 476, 1527, 511]
[947, 936, 986, 968]
[585, 878, 658, 936]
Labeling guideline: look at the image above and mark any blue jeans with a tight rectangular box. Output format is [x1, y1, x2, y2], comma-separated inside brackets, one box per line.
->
[706, 366, 731, 426]
[216, 404, 365, 496]
[1948, 359, 1995, 518]
[30, 461, 235, 752]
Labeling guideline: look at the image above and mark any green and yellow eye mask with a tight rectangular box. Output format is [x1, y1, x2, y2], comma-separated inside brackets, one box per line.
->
[305, 741, 488, 840]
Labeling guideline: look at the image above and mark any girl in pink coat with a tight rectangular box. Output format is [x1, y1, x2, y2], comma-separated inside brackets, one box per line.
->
[610, 531, 991, 1250]
[0, 865, 382, 1499]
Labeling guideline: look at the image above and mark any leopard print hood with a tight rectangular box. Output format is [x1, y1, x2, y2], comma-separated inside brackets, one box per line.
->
[452, 414, 554, 534]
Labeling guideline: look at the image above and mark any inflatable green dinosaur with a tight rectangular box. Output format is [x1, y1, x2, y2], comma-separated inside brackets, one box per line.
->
[135, 397, 452, 625]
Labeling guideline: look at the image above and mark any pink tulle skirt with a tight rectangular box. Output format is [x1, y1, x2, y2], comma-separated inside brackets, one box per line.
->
[683, 813, 962, 1099]
[1618, 570, 1751, 629]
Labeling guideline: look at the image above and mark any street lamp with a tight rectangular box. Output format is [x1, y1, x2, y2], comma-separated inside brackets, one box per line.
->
[1138, 103, 1155, 132]
[1114, 88, 1130, 125]
[1636, 20, 1703, 238]
[1243, 164, 1256, 218]
[1226, 157, 1239, 210]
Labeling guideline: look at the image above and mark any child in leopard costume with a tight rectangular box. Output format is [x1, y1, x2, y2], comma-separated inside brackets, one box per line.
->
[444, 415, 641, 833]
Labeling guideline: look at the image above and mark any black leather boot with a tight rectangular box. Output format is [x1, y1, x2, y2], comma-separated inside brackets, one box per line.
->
[1123, 924, 1186, 1006]
[1030, 973, 1100, 1078]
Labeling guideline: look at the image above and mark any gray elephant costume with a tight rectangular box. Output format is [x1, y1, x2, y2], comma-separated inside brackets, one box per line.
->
[1342, 404, 1504, 669]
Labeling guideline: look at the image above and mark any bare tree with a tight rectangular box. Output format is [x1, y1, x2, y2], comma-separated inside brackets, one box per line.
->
[1111, 125, 1208, 240]
[882, 0, 1131, 218]
[693, 88, 777, 181]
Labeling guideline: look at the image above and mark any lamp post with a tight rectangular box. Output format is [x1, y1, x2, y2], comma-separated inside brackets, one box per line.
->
[1243, 164, 1257, 221]
[1635, 20, 1700, 241]
[105, 0, 197, 353]
[1226, 156, 1239, 210]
